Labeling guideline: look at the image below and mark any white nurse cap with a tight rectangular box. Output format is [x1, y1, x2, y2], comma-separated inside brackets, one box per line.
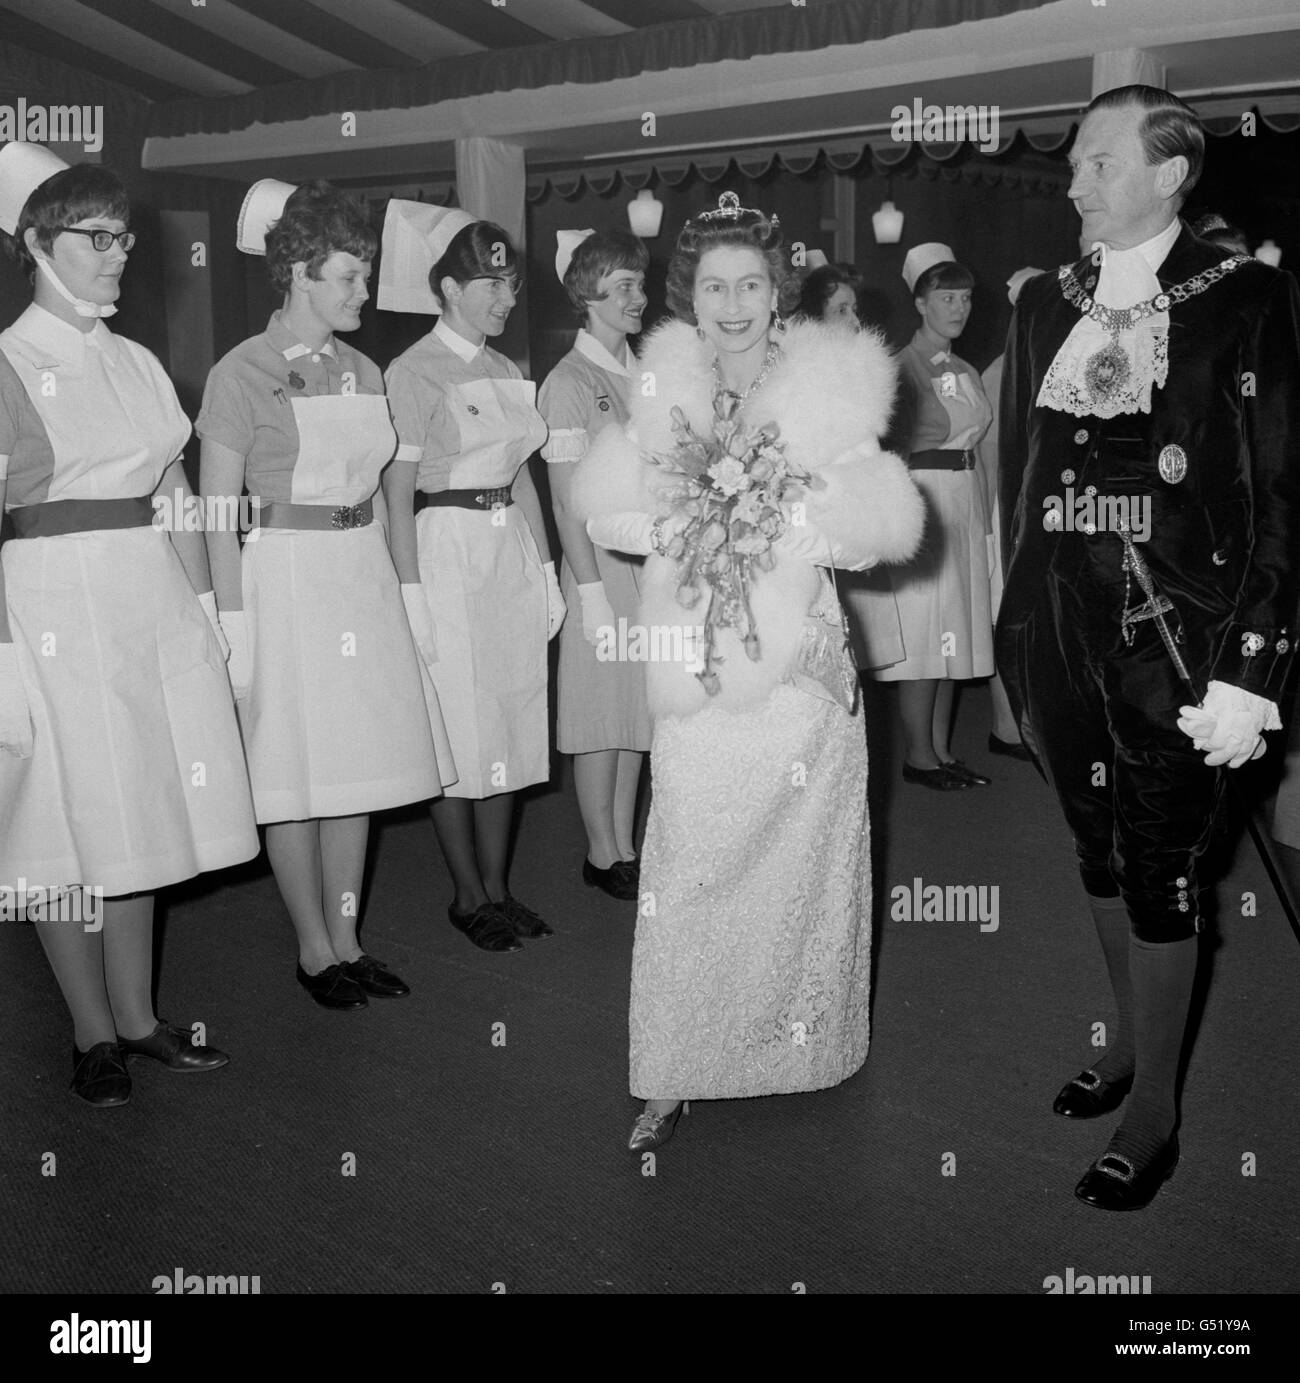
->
[237, 178, 297, 255]
[0, 142, 71, 237]
[804, 249, 829, 270]
[902, 241, 955, 293]
[1006, 266, 1046, 306]
[555, 228, 595, 283]
[378, 200, 478, 314]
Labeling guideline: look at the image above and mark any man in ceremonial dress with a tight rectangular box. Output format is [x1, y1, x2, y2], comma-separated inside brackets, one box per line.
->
[997, 84, 1300, 1210]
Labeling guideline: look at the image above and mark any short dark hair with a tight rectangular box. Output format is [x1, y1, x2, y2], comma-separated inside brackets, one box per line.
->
[432, 220, 521, 310]
[665, 195, 791, 324]
[263, 179, 376, 293]
[563, 229, 648, 317]
[914, 261, 974, 299]
[1189, 212, 1248, 255]
[793, 262, 863, 321]
[9, 163, 129, 273]
[1084, 84, 1204, 205]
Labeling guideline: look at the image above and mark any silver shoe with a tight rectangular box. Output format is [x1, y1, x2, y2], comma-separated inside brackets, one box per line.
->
[627, 1101, 686, 1152]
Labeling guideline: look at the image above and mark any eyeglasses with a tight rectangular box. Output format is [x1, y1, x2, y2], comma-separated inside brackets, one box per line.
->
[56, 227, 136, 252]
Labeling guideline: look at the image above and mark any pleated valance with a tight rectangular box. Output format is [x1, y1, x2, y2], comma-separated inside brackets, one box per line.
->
[143, 0, 1058, 141]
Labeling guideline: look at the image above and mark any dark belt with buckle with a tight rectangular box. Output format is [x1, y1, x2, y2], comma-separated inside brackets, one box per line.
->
[255, 499, 373, 531]
[908, 448, 976, 471]
[415, 485, 514, 512]
[9, 496, 156, 539]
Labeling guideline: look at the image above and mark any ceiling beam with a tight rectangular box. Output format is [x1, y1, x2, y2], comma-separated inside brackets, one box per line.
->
[0, 8, 189, 101]
[221, 0, 422, 70]
[389, 0, 554, 48]
[582, 0, 712, 25]
[70, 0, 300, 89]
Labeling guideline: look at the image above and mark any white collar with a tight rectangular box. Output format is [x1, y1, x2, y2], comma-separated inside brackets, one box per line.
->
[281, 339, 337, 362]
[575, 328, 630, 378]
[911, 333, 951, 367]
[1090, 217, 1181, 307]
[267, 312, 337, 361]
[8, 302, 118, 368]
[434, 318, 483, 364]
[1040, 219, 1180, 417]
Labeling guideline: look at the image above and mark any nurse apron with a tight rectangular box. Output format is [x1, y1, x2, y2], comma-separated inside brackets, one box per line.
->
[878, 356, 994, 681]
[0, 321, 258, 896]
[240, 391, 447, 822]
[416, 376, 549, 799]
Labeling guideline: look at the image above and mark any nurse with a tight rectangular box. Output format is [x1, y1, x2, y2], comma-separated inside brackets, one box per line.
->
[197, 179, 450, 1010]
[872, 242, 996, 790]
[0, 144, 259, 1105]
[380, 202, 564, 953]
[539, 228, 650, 900]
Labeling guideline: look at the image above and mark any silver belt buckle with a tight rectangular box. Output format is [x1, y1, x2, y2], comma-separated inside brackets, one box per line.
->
[330, 504, 365, 530]
[475, 487, 507, 510]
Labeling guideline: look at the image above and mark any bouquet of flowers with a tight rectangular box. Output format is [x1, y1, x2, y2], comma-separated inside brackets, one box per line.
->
[648, 391, 823, 695]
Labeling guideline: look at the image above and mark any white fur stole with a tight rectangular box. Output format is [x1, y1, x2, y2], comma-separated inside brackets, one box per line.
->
[573, 319, 924, 717]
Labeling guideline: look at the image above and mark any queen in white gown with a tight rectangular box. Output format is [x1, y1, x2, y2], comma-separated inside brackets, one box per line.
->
[573, 194, 924, 1150]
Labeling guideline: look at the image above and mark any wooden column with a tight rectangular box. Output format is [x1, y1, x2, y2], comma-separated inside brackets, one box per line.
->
[1092, 49, 1167, 98]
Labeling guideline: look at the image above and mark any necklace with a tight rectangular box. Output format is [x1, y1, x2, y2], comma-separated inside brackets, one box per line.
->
[1059, 253, 1249, 331]
[713, 340, 780, 407]
[1058, 253, 1249, 405]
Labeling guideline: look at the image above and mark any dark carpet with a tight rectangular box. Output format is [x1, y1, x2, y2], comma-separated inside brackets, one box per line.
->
[2, 683, 1297, 1295]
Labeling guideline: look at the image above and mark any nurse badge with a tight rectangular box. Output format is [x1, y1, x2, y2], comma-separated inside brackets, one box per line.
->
[939, 371, 958, 399]
[1158, 444, 1188, 484]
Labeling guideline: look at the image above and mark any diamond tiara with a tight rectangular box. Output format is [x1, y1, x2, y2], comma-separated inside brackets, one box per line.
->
[696, 191, 777, 228]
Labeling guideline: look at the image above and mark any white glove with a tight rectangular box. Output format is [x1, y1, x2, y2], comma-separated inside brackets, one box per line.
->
[0, 641, 33, 758]
[542, 561, 566, 639]
[775, 523, 873, 572]
[1177, 679, 1279, 768]
[197, 590, 230, 660]
[576, 581, 616, 647]
[401, 582, 438, 668]
[218, 611, 252, 702]
[586, 510, 696, 559]
[586, 510, 656, 556]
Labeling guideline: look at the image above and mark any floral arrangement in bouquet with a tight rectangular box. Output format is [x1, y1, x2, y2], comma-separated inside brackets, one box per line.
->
[648, 391, 823, 695]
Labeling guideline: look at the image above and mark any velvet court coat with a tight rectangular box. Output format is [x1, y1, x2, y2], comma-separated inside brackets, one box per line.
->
[996, 224, 1300, 714]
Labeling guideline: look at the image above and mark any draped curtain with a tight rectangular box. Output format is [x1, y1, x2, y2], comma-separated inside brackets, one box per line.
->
[144, 0, 1058, 140]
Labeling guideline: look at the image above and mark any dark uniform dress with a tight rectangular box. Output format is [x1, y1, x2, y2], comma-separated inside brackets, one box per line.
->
[539, 328, 651, 754]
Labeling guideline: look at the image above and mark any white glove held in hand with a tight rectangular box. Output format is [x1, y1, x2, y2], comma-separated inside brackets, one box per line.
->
[218, 611, 252, 701]
[197, 590, 229, 660]
[0, 641, 33, 758]
[775, 523, 874, 572]
[586, 511, 655, 556]
[577, 581, 616, 647]
[401, 583, 438, 668]
[1177, 679, 1279, 768]
[543, 561, 566, 639]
